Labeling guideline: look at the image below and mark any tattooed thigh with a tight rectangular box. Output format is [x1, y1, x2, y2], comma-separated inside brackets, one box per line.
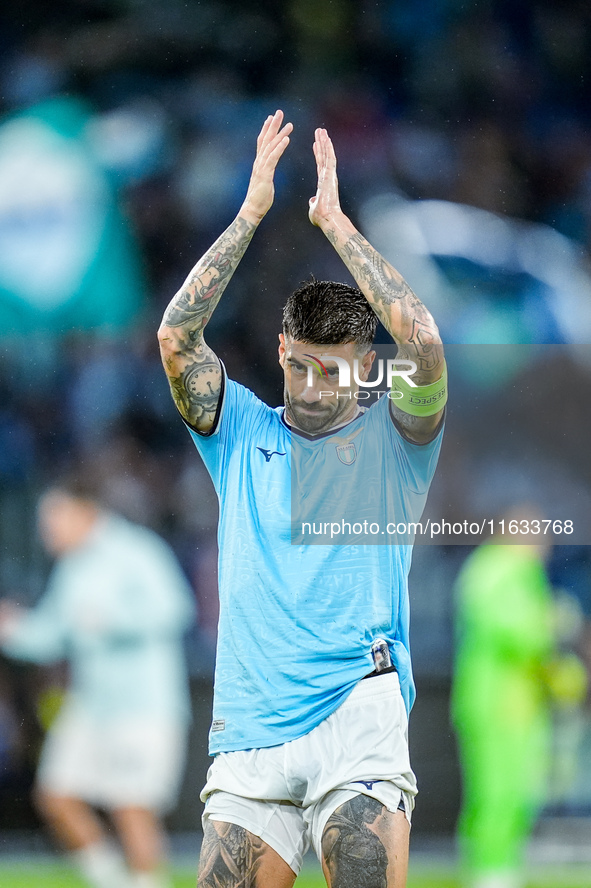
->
[321, 795, 407, 888]
[198, 819, 295, 888]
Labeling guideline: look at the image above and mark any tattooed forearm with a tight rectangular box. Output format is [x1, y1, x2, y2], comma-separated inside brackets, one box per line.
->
[322, 796, 388, 888]
[325, 228, 443, 382]
[158, 214, 256, 430]
[197, 821, 266, 888]
[161, 215, 256, 338]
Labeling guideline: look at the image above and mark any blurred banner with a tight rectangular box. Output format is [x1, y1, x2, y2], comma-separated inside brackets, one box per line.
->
[360, 194, 591, 345]
[0, 96, 145, 335]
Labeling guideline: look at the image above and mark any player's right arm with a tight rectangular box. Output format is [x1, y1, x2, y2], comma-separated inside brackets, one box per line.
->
[158, 110, 292, 433]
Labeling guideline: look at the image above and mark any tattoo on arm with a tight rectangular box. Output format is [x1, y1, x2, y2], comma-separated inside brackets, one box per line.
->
[166, 345, 222, 431]
[162, 216, 256, 332]
[197, 821, 266, 888]
[325, 229, 443, 382]
[159, 215, 256, 429]
[325, 227, 445, 441]
[322, 796, 388, 888]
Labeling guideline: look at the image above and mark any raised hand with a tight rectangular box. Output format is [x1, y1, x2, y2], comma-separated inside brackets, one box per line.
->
[308, 124, 445, 442]
[309, 127, 342, 228]
[159, 111, 291, 433]
[241, 110, 293, 225]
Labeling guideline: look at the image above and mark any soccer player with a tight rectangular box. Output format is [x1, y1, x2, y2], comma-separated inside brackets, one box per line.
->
[452, 511, 587, 888]
[158, 111, 446, 888]
[0, 477, 196, 888]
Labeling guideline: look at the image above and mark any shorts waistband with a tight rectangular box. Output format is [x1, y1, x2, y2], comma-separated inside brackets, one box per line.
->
[362, 665, 397, 680]
[344, 669, 400, 707]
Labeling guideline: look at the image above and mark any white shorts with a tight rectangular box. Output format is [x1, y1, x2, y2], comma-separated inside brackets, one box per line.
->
[37, 702, 188, 812]
[202, 671, 417, 874]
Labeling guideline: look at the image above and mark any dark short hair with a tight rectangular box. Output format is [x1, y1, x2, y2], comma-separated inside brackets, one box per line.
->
[282, 279, 378, 351]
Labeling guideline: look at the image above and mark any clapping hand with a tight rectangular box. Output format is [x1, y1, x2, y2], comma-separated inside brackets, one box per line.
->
[240, 110, 293, 225]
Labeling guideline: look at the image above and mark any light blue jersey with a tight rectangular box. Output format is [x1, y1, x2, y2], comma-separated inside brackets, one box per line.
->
[188, 375, 443, 754]
[2, 515, 196, 722]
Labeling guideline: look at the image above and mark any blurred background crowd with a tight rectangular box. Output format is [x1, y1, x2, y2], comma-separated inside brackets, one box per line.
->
[2, 0, 591, 866]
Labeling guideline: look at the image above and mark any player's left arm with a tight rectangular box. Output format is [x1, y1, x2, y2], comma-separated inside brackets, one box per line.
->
[0, 595, 66, 664]
[309, 128, 445, 443]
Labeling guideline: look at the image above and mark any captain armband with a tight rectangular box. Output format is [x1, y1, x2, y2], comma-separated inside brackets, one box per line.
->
[390, 362, 448, 417]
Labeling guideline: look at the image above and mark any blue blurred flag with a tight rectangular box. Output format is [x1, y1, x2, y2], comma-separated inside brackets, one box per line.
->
[0, 96, 145, 334]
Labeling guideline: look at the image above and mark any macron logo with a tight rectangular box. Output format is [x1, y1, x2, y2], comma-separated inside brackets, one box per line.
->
[257, 447, 286, 462]
[352, 780, 384, 791]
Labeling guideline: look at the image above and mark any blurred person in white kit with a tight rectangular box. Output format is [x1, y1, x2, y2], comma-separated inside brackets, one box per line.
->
[0, 474, 196, 888]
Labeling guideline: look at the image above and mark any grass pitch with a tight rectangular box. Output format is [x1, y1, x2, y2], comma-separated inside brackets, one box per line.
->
[1, 862, 591, 888]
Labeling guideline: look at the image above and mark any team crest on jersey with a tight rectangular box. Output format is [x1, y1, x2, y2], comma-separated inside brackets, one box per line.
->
[336, 443, 357, 465]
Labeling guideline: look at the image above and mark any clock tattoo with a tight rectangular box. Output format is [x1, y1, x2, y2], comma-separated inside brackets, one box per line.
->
[185, 364, 219, 400]
[168, 357, 221, 426]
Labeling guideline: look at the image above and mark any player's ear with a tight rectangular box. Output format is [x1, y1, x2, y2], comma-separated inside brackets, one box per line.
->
[278, 333, 286, 367]
[358, 349, 376, 382]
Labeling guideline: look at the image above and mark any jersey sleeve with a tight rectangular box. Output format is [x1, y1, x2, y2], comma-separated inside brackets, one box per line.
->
[370, 392, 445, 495]
[0, 581, 68, 664]
[184, 367, 273, 492]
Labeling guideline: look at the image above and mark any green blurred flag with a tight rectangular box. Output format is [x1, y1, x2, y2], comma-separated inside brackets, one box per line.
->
[0, 96, 145, 334]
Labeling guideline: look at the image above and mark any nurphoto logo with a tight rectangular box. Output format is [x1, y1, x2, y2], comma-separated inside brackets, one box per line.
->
[303, 354, 418, 396]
